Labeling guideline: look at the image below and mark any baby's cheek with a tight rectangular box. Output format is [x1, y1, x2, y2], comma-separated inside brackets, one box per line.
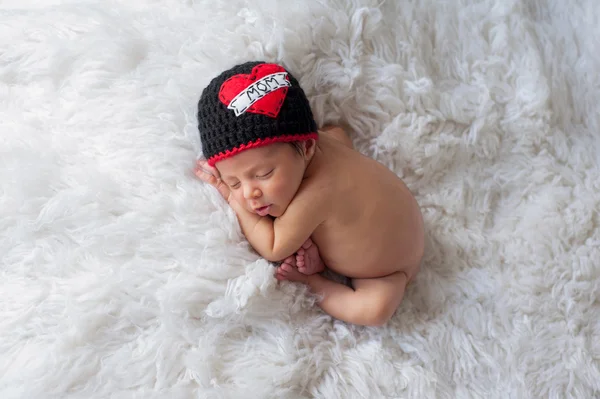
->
[233, 191, 246, 205]
[272, 180, 294, 201]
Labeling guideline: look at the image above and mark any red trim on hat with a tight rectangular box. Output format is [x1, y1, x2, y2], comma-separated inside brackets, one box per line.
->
[207, 132, 319, 166]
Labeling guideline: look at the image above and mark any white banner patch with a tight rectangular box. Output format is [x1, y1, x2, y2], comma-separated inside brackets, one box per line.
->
[227, 72, 290, 116]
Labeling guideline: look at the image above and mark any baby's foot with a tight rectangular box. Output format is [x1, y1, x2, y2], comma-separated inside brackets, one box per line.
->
[296, 238, 325, 275]
[275, 262, 308, 283]
[282, 254, 295, 269]
[275, 255, 297, 280]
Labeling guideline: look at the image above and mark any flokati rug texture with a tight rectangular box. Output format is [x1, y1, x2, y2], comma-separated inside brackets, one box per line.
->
[1, 0, 599, 398]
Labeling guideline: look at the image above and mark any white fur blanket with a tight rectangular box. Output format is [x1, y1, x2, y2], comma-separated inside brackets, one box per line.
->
[1, 0, 599, 398]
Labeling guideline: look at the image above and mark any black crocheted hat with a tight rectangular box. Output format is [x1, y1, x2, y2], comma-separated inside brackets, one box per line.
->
[197, 61, 318, 166]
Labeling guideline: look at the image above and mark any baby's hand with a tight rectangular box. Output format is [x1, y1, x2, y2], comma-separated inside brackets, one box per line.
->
[194, 160, 232, 203]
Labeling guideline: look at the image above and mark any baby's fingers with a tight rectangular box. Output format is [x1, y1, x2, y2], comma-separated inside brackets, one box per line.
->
[196, 159, 221, 178]
[194, 164, 219, 185]
[195, 159, 231, 201]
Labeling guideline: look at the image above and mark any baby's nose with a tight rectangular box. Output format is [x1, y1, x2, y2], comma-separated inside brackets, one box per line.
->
[244, 186, 262, 199]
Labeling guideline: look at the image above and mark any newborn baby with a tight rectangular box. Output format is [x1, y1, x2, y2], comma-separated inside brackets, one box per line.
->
[195, 61, 424, 326]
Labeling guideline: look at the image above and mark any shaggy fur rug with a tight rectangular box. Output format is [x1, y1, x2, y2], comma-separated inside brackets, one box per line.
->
[1, 0, 599, 398]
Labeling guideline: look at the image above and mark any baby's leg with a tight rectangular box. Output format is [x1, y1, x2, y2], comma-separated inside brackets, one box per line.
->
[277, 265, 408, 327]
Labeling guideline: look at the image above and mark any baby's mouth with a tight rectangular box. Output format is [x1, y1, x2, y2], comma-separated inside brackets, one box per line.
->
[254, 205, 271, 216]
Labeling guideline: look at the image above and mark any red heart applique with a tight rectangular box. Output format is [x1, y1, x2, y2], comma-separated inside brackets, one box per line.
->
[219, 63, 290, 118]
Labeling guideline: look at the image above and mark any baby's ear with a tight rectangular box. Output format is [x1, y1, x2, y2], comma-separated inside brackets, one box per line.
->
[304, 139, 317, 159]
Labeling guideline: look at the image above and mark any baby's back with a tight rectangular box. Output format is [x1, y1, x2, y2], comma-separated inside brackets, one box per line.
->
[310, 135, 424, 280]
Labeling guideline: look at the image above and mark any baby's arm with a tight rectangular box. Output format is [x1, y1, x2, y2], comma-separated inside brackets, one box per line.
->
[228, 199, 277, 258]
[195, 160, 276, 258]
[231, 179, 327, 261]
[195, 160, 325, 262]
[270, 182, 328, 260]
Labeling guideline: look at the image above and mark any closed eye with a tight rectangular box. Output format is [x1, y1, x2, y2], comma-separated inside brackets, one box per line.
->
[229, 182, 241, 189]
[257, 169, 274, 179]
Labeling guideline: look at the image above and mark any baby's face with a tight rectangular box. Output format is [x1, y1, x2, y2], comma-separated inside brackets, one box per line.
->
[215, 142, 310, 217]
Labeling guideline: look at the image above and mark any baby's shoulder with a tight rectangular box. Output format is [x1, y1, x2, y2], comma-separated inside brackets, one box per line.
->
[297, 168, 334, 201]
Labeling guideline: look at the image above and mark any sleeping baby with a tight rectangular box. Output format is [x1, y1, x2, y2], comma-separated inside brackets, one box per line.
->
[194, 61, 424, 326]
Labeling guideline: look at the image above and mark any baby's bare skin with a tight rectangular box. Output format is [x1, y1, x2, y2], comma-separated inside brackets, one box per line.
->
[285, 238, 324, 275]
[196, 126, 424, 326]
[278, 238, 323, 277]
[280, 127, 423, 279]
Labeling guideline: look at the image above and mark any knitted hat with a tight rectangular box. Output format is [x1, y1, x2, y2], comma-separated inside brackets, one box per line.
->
[197, 61, 318, 166]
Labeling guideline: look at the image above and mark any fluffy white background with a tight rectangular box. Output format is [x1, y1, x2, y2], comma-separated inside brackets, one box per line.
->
[1, 0, 599, 398]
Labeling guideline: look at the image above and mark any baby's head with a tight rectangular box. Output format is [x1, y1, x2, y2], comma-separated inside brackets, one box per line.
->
[197, 61, 318, 217]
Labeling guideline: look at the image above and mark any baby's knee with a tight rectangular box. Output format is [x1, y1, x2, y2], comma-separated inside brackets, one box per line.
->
[368, 298, 400, 326]
[351, 271, 408, 326]
[363, 310, 392, 327]
[360, 290, 404, 327]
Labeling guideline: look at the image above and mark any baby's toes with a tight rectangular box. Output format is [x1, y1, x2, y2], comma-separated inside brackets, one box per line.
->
[297, 248, 305, 256]
[275, 266, 287, 280]
[281, 263, 294, 272]
[275, 272, 286, 281]
[283, 255, 296, 266]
